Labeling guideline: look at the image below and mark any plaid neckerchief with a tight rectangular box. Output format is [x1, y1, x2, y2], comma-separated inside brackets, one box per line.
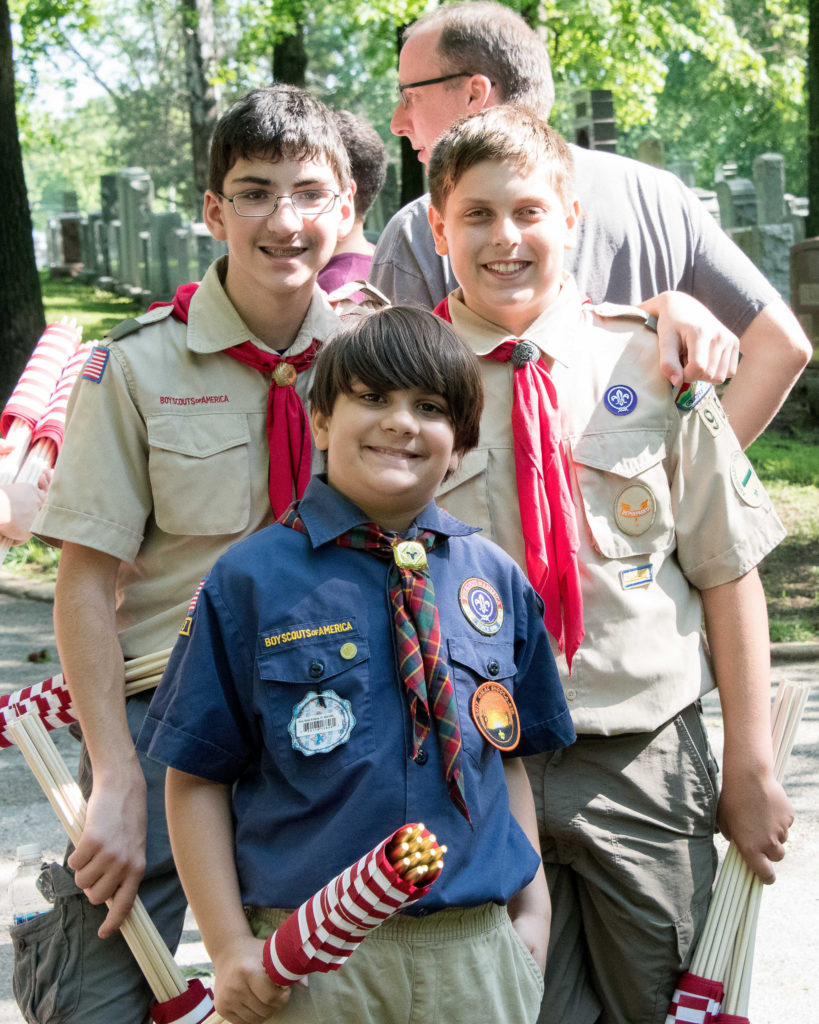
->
[279, 503, 470, 824]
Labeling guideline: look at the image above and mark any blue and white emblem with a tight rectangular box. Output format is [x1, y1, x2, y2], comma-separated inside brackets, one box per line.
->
[459, 577, 504, 635]
[288, 690, 356, 756]
[604, 384, 637, 416]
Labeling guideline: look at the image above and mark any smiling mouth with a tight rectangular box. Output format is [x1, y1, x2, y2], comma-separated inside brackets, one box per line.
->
[261, 246, 306, 258]
[484, 260, 530, 275]
[367, 446, 419, 459]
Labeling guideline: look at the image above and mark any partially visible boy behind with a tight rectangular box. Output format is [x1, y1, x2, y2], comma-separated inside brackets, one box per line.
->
[426, 106, 794, 1024]
[24, 86, 353, 1023]
[139, 307, 575, 1024]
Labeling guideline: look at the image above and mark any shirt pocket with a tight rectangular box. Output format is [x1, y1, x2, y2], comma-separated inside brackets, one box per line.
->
[447, 637, 516, 770]
[570, 429, 674, 559]
[257, 633, 375, 778]
[147, 413, 251, 535]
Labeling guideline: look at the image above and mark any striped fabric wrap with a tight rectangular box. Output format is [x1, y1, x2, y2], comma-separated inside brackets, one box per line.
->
[262, 824, 438, 986]
[0, 675, 76, 748]
[0, 322, 82, 436]
[665, 972, 724, 1024]
[32, 344, 92, 451]
[150, 978, 215, 1024]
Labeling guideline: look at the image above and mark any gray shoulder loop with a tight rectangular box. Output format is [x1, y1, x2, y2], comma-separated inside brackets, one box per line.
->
[106, 304, 175, 342]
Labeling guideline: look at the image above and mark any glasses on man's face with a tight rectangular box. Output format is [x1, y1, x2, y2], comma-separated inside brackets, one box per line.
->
[397, 72, 476, 108]
[219, 187, 340, 218]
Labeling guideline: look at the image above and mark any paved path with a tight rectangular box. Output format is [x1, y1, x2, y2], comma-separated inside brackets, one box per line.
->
[1, 585, 816, 1023]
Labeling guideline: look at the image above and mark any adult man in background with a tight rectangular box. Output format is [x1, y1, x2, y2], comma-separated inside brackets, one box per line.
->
[370, 1, 811, 448]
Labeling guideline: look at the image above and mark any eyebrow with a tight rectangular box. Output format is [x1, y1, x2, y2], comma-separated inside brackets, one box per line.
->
[227, 172, 335, 189]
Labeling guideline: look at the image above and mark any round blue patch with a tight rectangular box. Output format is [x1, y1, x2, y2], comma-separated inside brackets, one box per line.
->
[459, 578, 504, 635]
[604, 384, 637, 416]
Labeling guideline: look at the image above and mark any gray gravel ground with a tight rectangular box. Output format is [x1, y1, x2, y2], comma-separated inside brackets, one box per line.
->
[1, 580, 817, 1023]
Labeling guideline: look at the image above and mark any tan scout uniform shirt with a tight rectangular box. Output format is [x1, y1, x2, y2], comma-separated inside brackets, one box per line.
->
[34, 257, 340, 659]
[438, 276, 785, 735]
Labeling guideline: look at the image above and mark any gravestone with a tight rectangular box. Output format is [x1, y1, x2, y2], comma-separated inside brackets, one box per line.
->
[572, 90, 617, 153]
[637, 139, 665, 169]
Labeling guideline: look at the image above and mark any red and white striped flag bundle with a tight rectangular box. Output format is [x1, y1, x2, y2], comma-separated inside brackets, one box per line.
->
[664, 972, 723, 1023]
[150, 978, 215, 1024]
[31, 344, 91, 452]
[0, 675, 76, 748]
[262, 823, 445, 987]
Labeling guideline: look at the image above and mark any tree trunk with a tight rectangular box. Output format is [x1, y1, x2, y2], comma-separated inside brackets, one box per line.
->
[807, 0, 819, 237]
[273, 20, 307, 86]
[396, 24, 425, 207]
[0, 0, 45, 406]
[181, 0, 219, 216]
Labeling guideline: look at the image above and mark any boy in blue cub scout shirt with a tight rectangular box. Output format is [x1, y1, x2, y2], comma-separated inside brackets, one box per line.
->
[425, 106, 795, 1024]
[139, 307, 575, 1024]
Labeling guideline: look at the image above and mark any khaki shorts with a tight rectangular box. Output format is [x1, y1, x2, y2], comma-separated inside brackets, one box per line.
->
[526, 702, 719, 1024]
[247, 901, 544, 1024]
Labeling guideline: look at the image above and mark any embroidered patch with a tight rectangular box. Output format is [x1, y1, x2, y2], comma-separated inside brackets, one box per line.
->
[262, 621, 354, 648]
[604, 384, 637, 416]
[179, 578, 207, 636]
[289, 690, 356, 756]
[459, 578, 504, 635]
[674, 381, 713, 410]
[471, 682, 520, 752]
[620, 564, 654, 590]
[614, 484, 656, 536]
[697, 391, 729, 437]
[730, 451, 764, 507]
[81, 346, 109, 383]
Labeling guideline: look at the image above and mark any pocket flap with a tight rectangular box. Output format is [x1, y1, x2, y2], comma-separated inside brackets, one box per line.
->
[147, 413, 250, 458]
[437, 447, 489, 497]
[257, 629, 368, 685]
[447, 637, 515, 680]
[571, 430, 667, 479]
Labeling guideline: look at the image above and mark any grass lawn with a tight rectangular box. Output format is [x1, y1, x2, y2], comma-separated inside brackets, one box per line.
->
[6, 275, 819, 642]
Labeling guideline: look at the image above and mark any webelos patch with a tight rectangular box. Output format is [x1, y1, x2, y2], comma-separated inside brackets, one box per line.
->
[604, 384, 637, 416]
[82, 346, 109, 383]
[459, 578, 504, 635]
[674, 380, 713, 410]
[614, 483, 656, 536]
[471, 681, 520, 752]
[730, 451, 764, 507]
[289, 690, 356, 756]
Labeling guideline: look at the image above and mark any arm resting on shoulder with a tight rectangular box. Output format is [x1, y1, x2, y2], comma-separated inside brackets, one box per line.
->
[165, 769, 290, 1024]
[503, 757, 550, 974]
[720, 298, 812, 448]
[54, 541, 146, 937]
[701, 568, 794, 884]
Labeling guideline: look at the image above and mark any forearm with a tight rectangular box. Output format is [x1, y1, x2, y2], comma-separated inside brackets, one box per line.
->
[719, 299, 812, 448]
[504, 757, 550, 971]
[701, 569, 793, 881]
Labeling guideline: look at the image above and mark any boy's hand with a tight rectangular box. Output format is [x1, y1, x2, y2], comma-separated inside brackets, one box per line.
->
[717, 766, 794, 884]
[640, 291, 740, 387]
[510, 908, 548, 975]
[214, 936, 293, 1024]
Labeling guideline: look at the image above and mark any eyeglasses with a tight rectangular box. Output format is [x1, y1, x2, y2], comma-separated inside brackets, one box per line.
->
[397, 72, 477, 108]
[218, 188, 340, 218]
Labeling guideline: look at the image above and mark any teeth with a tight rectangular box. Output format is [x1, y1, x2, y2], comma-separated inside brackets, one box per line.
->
[263, 247, 303, 256]
[486, 261, 526, 274]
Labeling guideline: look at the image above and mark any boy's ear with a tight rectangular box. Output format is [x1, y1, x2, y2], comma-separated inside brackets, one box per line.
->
[335, 185, 356, 242]
[563, 198, 582, 251]
[428, 203, 450, 257]
[310, 407, 331, 451]
[202, 190, 228, 242]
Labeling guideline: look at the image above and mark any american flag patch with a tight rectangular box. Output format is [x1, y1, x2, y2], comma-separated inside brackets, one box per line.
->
[179, 578, 207, 636]
[82, 346, 109, 383]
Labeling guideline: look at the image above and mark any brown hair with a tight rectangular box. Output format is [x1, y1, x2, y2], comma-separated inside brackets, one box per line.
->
[208, 85, 351, 194]
[429, 105, 574, 213]
[310, 307, 484, 454]
[404, 2, 554, 115]
[332, 110, 388, 220]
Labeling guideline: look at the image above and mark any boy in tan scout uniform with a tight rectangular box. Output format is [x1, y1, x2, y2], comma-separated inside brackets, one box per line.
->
[22, 85, 353, 1024]
[426, 105, 794, 1024]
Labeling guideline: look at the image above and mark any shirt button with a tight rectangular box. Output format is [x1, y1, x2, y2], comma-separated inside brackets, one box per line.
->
[565, 688, 577, 701]
[487, 659, 500, 676]
[415, 747, 428, 766]
[309, 660, 324, 679]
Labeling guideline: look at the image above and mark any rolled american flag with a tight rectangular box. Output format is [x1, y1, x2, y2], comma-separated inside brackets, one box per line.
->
[263, 823, 445, 986]
[31, 344, 91, 452]
[0, 675, 76, 748]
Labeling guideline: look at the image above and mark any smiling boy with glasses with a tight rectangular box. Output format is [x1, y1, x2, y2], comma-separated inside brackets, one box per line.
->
[23, 85, 354, 1024]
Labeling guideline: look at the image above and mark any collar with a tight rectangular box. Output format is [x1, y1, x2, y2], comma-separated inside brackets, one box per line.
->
[295, 476, 479, 548]
[446, 273, 585, 368]
[186, 257, 340, 357]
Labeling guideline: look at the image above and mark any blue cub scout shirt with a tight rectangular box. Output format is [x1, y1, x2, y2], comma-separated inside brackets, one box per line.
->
[139, 476, 574, 912]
